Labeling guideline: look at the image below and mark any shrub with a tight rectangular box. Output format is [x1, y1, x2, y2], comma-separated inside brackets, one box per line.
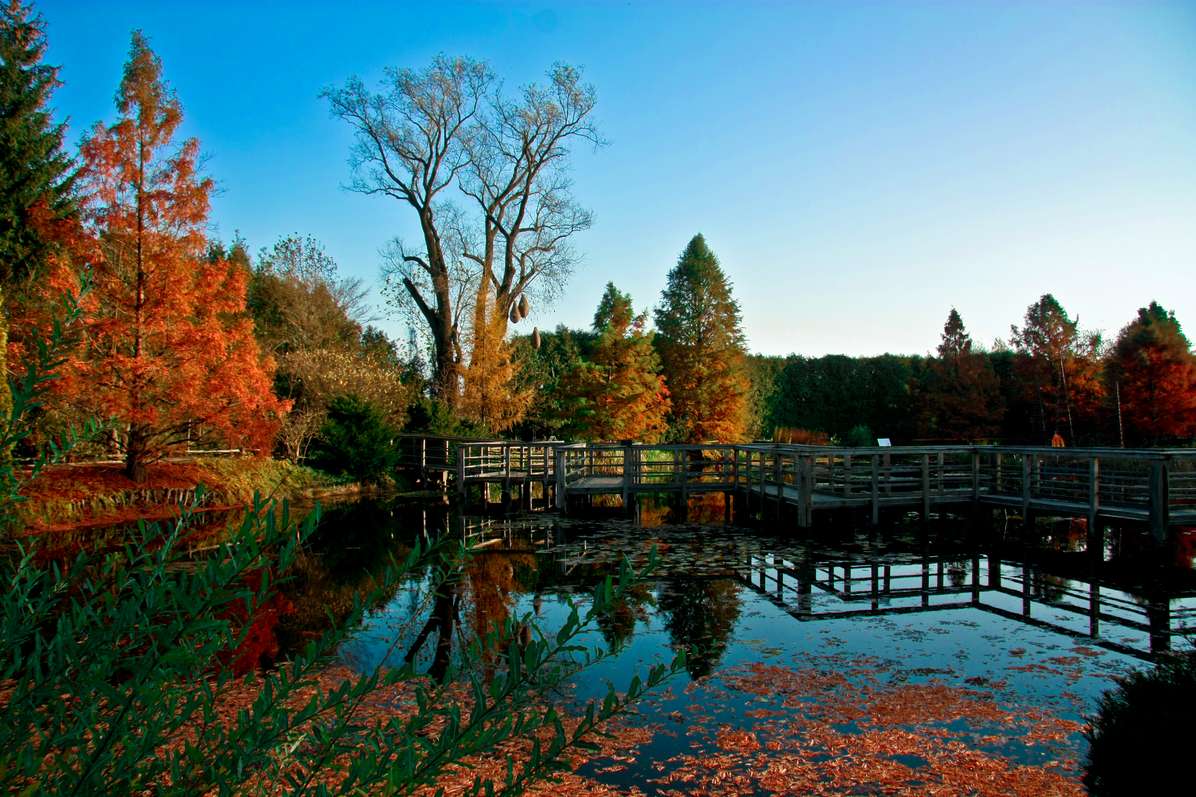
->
[1083, 650, 1196, 795]
[308, 394, 399, 484]
[845, 424, 874, 447]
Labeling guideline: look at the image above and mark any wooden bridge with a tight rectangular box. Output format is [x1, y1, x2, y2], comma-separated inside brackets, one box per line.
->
[396, 435, 1196, 542]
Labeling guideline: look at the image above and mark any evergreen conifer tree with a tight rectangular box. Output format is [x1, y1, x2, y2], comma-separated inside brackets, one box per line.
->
[0, 0, 78, 460]
[654, 234, 750, 442]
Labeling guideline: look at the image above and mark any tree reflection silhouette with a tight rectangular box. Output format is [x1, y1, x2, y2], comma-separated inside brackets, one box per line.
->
[658, 577, 741, 679]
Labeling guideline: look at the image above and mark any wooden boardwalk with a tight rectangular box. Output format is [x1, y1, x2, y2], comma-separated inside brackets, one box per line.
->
[395, 435, 1196, 541]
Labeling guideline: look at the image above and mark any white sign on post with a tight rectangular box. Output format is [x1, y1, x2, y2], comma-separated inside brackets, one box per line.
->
[877, 438, 892, 447]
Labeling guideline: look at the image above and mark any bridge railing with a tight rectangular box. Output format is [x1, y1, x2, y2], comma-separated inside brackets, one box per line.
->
[458, 440, 559, 481]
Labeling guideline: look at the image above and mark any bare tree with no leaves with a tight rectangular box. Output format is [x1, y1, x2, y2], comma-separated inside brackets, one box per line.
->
[324, 56, 600, 415]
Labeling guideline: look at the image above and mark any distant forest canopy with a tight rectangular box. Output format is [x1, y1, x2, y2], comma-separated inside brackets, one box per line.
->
[3, 8, 1194, 485]
[515, 294, 1196, 449]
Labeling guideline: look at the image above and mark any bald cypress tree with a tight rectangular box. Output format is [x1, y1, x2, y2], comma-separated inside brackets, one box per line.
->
[654, 234, 749, 442]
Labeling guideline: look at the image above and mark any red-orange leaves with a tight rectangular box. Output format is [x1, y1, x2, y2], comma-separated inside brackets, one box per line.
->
[72, 33, 285, 479]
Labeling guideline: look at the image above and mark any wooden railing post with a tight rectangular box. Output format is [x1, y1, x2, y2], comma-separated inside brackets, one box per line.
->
[921, 453, 931, 521]
[843, 453, 852, 497]
[456, 444, 467, 499]
[554, 446, 567, 510]
[800, 455, 814, 528]
[1088, 456, 1101, 551]
[870, 454, 880, 526]
[621, 442, 633, 511]
[1149, 458, 1170, 544]
[773, 451, 783, 519]
[1022, 454, 1033, 519]
[502, 445, 512, 507]
[971, 449, 980, 501]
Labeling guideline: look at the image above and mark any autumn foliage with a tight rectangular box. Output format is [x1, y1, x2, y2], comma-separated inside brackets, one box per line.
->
[654, 235, 750, 442]
[69, 33, 285, 479]
[1106, 302, 1196, 445]
[567, 283, 670, 442]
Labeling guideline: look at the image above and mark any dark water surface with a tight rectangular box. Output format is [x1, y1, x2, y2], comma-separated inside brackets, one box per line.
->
[297, 495, 1196, 794]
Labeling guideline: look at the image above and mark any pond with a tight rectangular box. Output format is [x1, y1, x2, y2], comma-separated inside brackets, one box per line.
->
[291, 495, 1196, 795]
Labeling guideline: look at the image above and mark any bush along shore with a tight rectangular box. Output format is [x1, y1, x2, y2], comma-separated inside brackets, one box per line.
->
[13, 457, 359, 535]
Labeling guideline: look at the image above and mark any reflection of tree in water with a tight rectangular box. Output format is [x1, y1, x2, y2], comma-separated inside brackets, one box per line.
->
[465, 552, 539, 671]
[637, 493, 728, 528]
[946, 558, 969, 588]
[658, 577, 741, 679]
[1030, 569, 1071, 604]
[280, 500, 416, 651]
[596, 583, 653, 652]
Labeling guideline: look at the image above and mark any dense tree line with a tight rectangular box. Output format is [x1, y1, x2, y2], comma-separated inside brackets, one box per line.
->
[758, 298, 1196, 447]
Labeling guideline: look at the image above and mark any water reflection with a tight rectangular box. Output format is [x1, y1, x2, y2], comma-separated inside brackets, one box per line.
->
[658, 577, 741, 678]
[298, 496, 1196, 679]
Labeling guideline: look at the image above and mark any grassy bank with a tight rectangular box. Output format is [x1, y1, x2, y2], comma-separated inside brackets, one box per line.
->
[16, 457, 351, 533]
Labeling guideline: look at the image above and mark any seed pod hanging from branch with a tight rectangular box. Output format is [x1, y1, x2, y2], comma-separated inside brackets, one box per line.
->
[531, 327, 541, 350]
[509, 303, 520, 324]
[518, 294, 530, 320]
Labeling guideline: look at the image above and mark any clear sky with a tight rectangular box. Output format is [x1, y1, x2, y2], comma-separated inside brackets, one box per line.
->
[37, 0, 1196, 357]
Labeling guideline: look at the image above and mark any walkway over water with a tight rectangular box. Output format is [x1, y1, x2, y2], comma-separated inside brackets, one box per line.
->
[396, 436, 1196, 541]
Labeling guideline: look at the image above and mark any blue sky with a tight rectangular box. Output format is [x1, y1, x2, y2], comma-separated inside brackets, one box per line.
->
[38, 0, 1196, 356]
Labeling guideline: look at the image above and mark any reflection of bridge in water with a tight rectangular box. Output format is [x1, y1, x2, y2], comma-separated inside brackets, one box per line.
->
[738, 550, 1196, 660]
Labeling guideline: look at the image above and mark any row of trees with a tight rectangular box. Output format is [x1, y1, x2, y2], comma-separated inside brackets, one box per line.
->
[760, 296, 1196, 447]
[513, 234, 751, 443]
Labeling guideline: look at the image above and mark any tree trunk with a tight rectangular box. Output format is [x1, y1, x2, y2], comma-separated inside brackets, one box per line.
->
[0, 288, 12, 478]
[125, 425, 150, 483]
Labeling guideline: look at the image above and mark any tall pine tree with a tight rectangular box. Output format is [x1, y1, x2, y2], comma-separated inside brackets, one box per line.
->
[0, 0, 78, 460]
[917, 308, 1003, 442]
[654, 234, 749, 442]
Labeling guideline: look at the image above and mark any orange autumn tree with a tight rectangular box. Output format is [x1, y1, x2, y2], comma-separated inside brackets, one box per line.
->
[1106, 302, 1196, 446]
[654, 234, 750, 442]
[570, 283, 670, 441]
[73, 33, 284, 480]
